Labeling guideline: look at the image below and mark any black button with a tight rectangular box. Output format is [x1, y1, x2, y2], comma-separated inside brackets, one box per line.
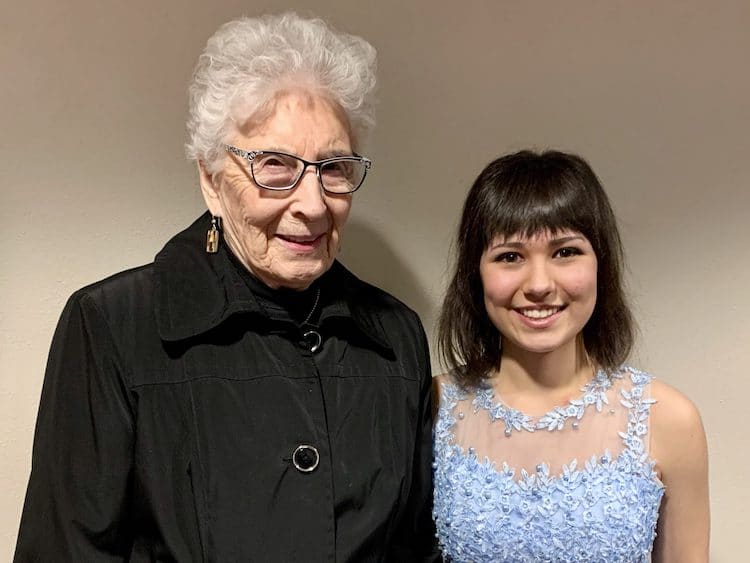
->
[292, 444, 319, 473]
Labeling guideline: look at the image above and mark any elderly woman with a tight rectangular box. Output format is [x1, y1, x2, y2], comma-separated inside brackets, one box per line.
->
[15, 14, 438, 562]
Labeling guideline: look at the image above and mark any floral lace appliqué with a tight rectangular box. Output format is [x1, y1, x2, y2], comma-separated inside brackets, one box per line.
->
[433, 366, 665, 563]
[471, 369, 615, 436]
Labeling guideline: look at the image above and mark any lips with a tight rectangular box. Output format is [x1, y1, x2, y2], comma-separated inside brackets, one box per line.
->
[277, 234, 323, 244]
[276, 233, 326, 252]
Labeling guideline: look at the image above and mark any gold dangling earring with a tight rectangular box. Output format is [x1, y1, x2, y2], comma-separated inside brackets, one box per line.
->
[206, 215, 221, 253]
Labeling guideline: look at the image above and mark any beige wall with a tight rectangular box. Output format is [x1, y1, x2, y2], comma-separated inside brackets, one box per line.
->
[2, 0, 747, 559]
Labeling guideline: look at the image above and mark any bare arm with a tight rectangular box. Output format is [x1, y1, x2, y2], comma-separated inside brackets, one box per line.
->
[650, 380, 709, 562]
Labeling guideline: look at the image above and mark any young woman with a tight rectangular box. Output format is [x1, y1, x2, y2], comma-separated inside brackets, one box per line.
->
[433, 150, 709, 562]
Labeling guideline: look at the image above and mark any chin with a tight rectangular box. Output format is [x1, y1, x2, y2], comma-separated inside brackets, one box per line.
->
[525, 346, 562, 355]
[509, 335, 567, 355]
[278, 262, 329, 288]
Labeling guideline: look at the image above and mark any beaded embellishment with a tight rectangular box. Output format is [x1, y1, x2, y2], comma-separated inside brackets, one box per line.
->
[472, 369, 615, 436]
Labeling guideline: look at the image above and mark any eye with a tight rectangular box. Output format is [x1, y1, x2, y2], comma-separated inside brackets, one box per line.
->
[495, 252, 521, 263]
[554, 247, 583, 259]
[251, 153, 300, 188]
[258, 156, 290, 170]
[321, 160, 353, 179]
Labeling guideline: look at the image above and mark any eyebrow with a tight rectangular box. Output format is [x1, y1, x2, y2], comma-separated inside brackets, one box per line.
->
[489, 235, 586, 250]
[261, 147, 355, 160]
[317, 149, 355, 159]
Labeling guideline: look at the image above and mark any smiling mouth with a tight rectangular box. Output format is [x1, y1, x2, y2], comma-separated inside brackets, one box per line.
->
[277, 234, 324, 244]
[517, 306, 565, 319]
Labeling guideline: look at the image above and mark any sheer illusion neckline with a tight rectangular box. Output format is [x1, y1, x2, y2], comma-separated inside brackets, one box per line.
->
[472, 369, 619, 436]
[433, 366, 665, 563]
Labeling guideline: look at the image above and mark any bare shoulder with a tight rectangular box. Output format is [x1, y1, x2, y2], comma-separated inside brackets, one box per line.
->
[649, 378, 707, 475]
[650, 379, 704, 437]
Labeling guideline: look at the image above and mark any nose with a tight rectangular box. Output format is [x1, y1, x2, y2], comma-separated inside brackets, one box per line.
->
[523, 259, 554, 299]
[291, 166, 328, 219]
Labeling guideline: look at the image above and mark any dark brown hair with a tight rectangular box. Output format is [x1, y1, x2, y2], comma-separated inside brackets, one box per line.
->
[438, 150, 634, 385]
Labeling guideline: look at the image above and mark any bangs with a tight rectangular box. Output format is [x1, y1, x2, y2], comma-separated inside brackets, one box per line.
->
[481, 171, 593, 245]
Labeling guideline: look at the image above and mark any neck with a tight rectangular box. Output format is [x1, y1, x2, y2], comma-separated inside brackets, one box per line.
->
[496, 336, 593, 396]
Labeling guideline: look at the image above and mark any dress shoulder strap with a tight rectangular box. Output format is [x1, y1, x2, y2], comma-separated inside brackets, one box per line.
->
[617, 366, 658, 468]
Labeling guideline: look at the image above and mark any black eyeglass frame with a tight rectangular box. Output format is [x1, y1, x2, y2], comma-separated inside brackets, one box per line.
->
[225, 145, 372, 194]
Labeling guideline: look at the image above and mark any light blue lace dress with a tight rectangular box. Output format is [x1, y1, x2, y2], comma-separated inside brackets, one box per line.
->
[433, 366, 665, 562]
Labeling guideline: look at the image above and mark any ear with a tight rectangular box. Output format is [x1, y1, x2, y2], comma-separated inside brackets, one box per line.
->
[198, 161, 223, 216]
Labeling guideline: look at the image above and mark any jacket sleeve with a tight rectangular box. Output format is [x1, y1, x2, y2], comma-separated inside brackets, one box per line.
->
[15, 292, 135, 562]
[387, 319, 442, 562]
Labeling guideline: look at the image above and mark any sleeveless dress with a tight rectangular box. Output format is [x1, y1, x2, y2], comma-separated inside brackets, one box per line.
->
[433, 366, 665, 562]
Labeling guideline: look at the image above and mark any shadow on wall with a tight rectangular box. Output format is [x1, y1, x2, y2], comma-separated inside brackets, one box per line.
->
[338, 218, 432, 321]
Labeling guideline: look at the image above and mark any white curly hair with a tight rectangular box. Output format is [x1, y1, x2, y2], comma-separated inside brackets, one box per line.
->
[186, 13, 378, 173]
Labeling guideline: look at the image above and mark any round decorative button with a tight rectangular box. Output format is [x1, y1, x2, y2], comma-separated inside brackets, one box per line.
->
[292, 444, 320, 473]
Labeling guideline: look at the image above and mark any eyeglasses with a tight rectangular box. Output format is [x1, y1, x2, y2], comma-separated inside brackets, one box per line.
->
[225, 145, 372, 194]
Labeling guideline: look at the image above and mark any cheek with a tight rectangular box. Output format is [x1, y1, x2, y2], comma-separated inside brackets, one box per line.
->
[565, 265, 598, 304]
[480, 268, 516, 305]
[328, 198, 352, 231]
[235, 195, 286, 236]
[221, 172, 284, 232]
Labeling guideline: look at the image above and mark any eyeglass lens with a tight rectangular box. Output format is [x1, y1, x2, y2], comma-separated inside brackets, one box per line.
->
[252, 153, 366, 193]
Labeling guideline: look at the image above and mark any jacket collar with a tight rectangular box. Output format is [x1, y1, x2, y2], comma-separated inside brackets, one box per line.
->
[153, 213, 391, 351]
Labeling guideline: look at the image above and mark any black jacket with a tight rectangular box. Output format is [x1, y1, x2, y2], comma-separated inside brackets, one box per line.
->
[16, 214, 439, 562]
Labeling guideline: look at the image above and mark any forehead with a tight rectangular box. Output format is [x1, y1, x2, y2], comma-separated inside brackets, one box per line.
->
[234, 90, 352, 151]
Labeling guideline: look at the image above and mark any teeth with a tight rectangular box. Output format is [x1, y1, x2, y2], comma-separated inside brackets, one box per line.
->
[521, 308, 559, 319]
